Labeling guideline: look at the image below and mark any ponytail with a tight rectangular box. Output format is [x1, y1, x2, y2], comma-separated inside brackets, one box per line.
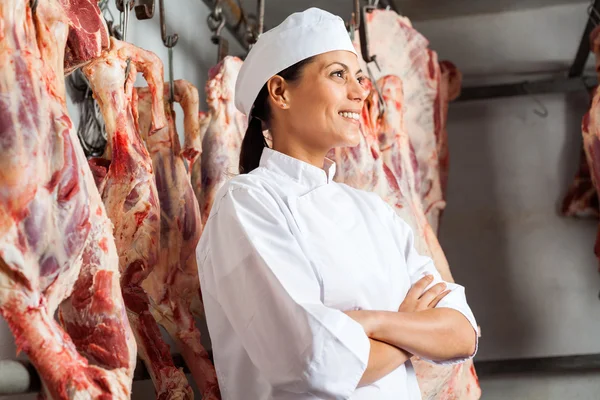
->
[239, 116, 268, 174]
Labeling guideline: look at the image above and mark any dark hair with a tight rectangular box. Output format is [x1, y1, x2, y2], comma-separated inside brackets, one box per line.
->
[239, 57, 314, 174]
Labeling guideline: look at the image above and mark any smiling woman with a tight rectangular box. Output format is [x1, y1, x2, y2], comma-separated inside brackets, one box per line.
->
[239, 51, 369, 174]
[195, 7, 478, 400]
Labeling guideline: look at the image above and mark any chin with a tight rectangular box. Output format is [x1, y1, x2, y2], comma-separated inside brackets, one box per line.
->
[342, 129, 362, 147]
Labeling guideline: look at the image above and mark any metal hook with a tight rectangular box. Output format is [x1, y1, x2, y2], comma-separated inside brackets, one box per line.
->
[208, 1, 229, 62]
[359, 5, 386, 116]
[245, 0, 265, 46]
[159, 0, 179, 48]
[257, 0, 265, 37]
[124, 58, 132, 89]
[134, 0, 155, 20]
[522, 83, 548, 118]
[348, 0, 360, 41]
[117, 0, 133, 42]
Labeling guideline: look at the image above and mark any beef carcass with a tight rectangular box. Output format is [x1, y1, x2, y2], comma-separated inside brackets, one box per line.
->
[136, 80, 220, 400]
[60, 0, 110, 74]
[0, 1, 135, 398]
[582, 103, 600, 265]
[580, 27, 600, 268]
[82, 38, 193, 399]
[189, 111, 211, 213]
[192, 57, 247, 223]
[355, 9, 458, 234]
[562, 26, 600, 219]
[376, 76, 480, 400]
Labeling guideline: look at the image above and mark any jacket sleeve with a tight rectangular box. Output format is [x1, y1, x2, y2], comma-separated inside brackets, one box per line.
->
[198, 185, 370, 398]
[392, 212, 479, 365]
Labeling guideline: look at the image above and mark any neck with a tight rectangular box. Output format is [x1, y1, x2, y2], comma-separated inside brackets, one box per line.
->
[271, 137, 329, 170]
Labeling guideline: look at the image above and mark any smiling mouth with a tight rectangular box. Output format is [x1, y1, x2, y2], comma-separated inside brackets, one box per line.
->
[339, 111, 360, 121]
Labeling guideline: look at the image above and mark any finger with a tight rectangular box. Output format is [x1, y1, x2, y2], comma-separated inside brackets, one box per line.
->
[428, 289, 451, 308]
[418, 282, 447, 306]
[407, 275, 434, 301]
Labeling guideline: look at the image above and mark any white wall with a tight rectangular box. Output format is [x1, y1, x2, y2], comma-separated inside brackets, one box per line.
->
[2, 1, 599, 399]
[413, 3, 593, 81]
[441, 92, 600, 361]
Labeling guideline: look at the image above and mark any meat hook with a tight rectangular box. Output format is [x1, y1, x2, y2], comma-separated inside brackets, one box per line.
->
[347, 0, 360, 41]
[117, 0, 134, 42]
[158, 0, 178, 102]
[134, 0, 155, 20]
[359, 5, 386, 117]
[245, 0, 265, 46]
[208, 0, 229, 63]
[159, 0, 179, 48]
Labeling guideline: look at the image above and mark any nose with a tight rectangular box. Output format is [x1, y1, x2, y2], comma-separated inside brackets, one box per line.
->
[348, 77, 368, 104]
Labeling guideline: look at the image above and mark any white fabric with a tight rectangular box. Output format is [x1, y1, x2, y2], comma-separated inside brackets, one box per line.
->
[234, 7, 357, 116]
[196, 148, 478, 400]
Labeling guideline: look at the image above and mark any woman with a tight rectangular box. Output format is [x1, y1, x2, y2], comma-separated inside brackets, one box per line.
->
[196, 7, 478, 399]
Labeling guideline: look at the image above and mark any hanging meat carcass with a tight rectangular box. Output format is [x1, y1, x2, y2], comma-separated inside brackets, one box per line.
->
[579, 26, 600, 267]
[82, 38, 193, 399]
[354, 9, 460, 234]
[0, 1, 135, 398]
[562, 26, 600, 219]
[60, 0, 110, 74]
[136, 80, 221, 400]
[377, 76, 479, 400]
[192, 57, 247, 223]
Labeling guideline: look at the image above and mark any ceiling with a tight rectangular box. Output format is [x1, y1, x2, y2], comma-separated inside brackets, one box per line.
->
[239, 0, 588, 26]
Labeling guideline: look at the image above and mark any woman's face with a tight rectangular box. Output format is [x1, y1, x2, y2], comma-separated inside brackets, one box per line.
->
[270, 50, 369, 153]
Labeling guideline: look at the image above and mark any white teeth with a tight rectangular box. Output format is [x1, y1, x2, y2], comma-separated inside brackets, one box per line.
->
[340, 112, 360, 120]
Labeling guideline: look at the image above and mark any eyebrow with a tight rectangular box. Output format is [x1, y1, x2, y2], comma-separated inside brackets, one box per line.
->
[326, 61, 363, 75]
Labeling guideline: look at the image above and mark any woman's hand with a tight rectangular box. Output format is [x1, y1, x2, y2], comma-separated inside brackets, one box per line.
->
[399, 275, 450, 313]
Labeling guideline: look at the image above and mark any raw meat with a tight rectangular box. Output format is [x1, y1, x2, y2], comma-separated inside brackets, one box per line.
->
[136, 80, 220, 400]
[60, 0, 110, 74]
[354, 9, 456, 234]
[193, 57, 247, 223]
[82, 38, 193, 399]
[562, 26, 600, 218]
[189, 111, 212, 214]
[0, 1, 135, 398]
[564, 26, 600, 218]
[562, 146, 599, 218]
[376, 76, 479, 400]
[580, 26, 600, 268]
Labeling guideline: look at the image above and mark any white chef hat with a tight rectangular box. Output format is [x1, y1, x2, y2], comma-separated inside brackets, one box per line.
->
[234, 7, 357, 116]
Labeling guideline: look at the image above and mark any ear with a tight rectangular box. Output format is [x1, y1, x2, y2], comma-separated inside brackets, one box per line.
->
[267, 75, 290, 110]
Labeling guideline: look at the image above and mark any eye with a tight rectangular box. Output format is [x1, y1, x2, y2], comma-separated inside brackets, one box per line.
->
[357, 76, 366, 85]
[331, 70, 345, 79]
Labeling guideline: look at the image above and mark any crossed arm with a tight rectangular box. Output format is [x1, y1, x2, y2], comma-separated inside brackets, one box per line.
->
[350, 276, 478, 387]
